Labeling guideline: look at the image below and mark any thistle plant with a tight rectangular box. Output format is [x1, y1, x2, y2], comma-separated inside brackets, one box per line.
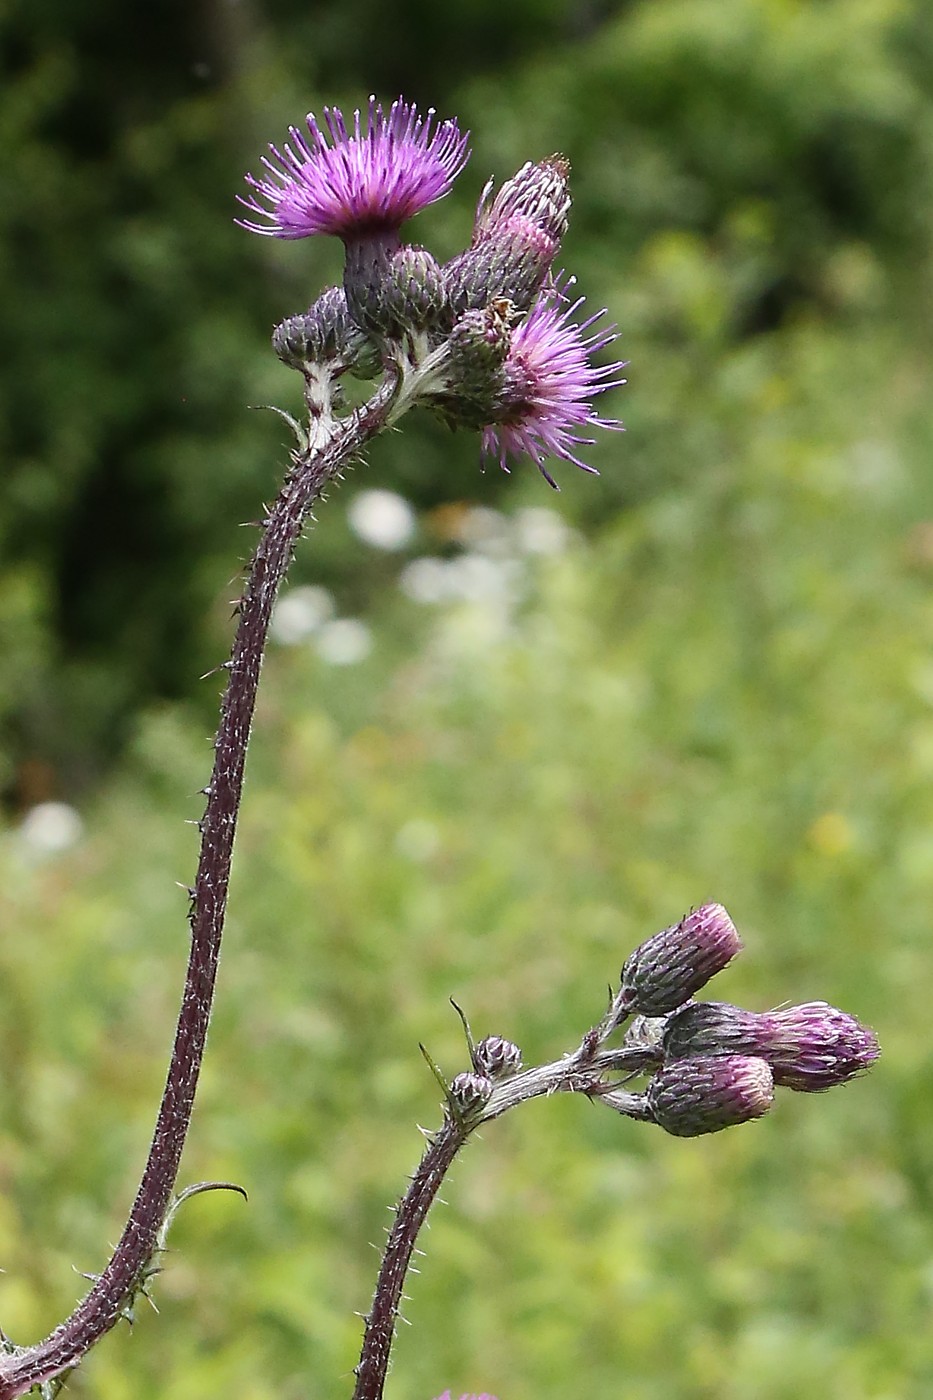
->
[0, 96, 878, 1400]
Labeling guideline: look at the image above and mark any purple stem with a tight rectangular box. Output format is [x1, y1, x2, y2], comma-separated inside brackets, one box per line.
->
[352, 1117, 467, 1400]
[0, 379, 397, 1400]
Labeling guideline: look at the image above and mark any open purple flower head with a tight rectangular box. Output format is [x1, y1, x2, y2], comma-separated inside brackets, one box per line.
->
[482, 275, 626, 487]
[238, 96, 469, 241]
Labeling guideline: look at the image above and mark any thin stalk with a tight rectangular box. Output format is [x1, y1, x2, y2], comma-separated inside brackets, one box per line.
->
[0, 379, 396, 1400]
[352, 1118, 468, 1400]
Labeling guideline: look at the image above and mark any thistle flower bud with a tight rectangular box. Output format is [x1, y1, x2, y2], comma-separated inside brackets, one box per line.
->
[473, 1035, 523, 1080]
[646, 1055, 774, 1137]
[272, 286, 379, 378]
[448, 1071, 494, 1117]
[663, 1000, 879, 1092]
[344, 240, 448, 338]
[620, 904, 743, 1017]
[444, 157, 571, 316]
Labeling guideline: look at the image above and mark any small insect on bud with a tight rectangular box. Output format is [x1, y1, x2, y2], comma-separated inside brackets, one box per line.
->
[620, 904, 743, 1017]
[663, 1000, 879, 1093]
[448, 1072, 494, 1117]
[646, 1055, 774, 1138]
[472, 1035, 523, 1080]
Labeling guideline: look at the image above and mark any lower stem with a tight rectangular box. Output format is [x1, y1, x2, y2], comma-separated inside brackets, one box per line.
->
[352, 1117, 468, 1400]
[0, 380, 396, 1400]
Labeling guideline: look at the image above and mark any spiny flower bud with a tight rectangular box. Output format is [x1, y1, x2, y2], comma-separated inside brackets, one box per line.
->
[345, 241, 448, 337]
[620, 904, 743, 1017]
[472, 1035, 523, 1080]
[646, 1055, 774, 1138]
[272, 286, 379, 378]
[662, 1000, 880, 1092]
[382, 244, 449, 333]
[448, 1072, 494, 1117]
[444, 156, 571, 317]
[430, 301, 514, 429]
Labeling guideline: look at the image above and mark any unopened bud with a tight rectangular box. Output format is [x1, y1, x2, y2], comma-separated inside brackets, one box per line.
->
[427, 301, 514, 432]
[620, 904, 743, 1016]
[473, 1035, 523, 1080]
[444, 157, 571, 316]
[448, 1072, 494, 1117]
[646, 1055, 774, 1137]
[272, 286, 379, 378]
[344, 238, 447, 337]
[663, 1000, 879, 1092]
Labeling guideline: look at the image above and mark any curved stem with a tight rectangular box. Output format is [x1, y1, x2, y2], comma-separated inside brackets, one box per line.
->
[0, 380, 396, 1400]
[352, 1118, 468, 1400]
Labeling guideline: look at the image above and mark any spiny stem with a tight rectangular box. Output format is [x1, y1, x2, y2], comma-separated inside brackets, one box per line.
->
[0, 378, 396, 1400]
[352, 1117, 468, 1400]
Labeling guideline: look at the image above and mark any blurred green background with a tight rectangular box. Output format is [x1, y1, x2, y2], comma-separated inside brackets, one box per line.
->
[2, 0, 933, 1396]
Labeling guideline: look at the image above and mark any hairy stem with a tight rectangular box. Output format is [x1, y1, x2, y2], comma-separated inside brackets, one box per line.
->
[353, 1117, 468, 1400]
[0, 379, 396, 1400]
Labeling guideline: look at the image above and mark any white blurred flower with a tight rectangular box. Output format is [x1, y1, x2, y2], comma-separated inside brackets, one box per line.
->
[456, 505, 511, 556]
[399, 557, 451, 605]
[399, 553, 523, 609]
[315, 617, 372, 666]
[348, 489, 416, 551]
[445, 552, 522, 604]
[514, 505, 572, 555]
[271, 586, 335, 644]
[19, 802, 83, 854]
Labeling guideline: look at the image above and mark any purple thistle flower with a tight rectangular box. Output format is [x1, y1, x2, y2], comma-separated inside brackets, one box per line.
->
[238, 96, 469, 242]
[481, 276, 625, 487]
[620, 903, 744, 1017]
[662, 1000, 880, 1092]
[646, 1054, 774, 1137]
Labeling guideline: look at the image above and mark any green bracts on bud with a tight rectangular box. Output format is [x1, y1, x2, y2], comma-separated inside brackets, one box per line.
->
[344, 239, 448, 338]
[272, 286, 380, 379]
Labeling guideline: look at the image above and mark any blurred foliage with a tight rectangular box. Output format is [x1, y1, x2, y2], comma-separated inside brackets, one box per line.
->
[1, 0, 933, 790]
[2, 0, 933, 1396]
[1, 295, 933, 1394]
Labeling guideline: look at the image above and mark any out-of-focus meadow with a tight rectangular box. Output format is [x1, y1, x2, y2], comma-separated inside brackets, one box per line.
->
[2, 1, 933, 1397]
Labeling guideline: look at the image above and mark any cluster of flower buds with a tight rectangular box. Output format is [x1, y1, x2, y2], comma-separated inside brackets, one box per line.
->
[602, 903, 879, 1137]
[445, 904, 877, 1141]
[239, 95, 625, 486]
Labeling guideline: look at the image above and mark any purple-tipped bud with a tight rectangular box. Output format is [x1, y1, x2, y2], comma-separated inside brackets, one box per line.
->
[620, 904, 743, 1017]
[474, 156, 571, 246]
[444, 157, 571, 316]
[473, 1035, 523, 1080]
[272, 286, 380, 378]
[663, 1000, 879, 1092]
[646, 1055, 774, 1137]
[448, 1072, 494, 1117]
